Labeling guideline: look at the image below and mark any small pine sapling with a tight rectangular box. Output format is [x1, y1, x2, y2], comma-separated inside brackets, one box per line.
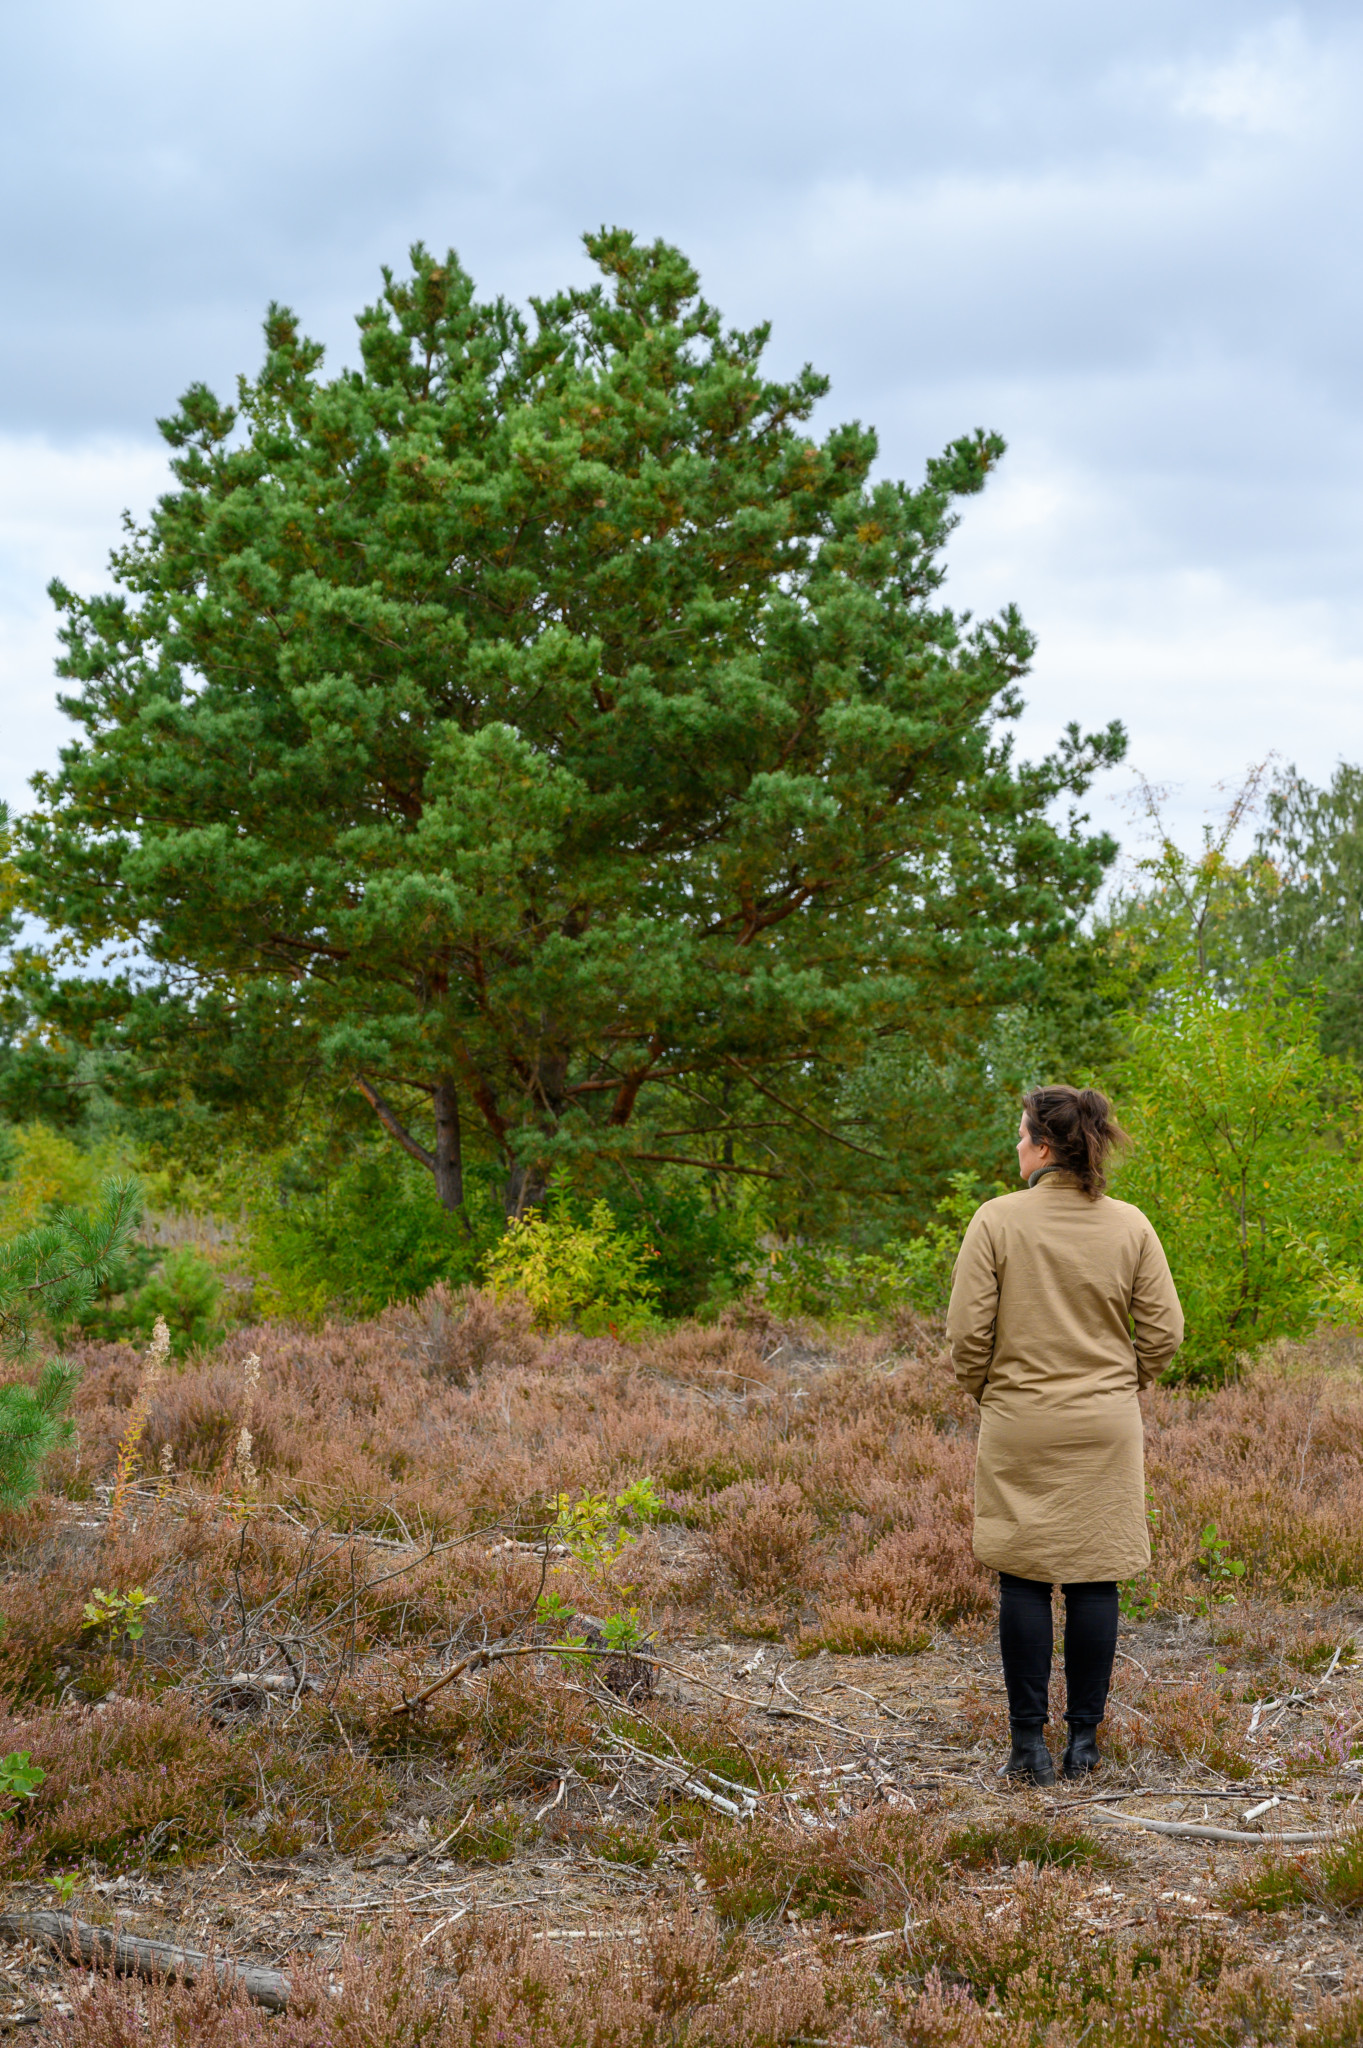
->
[0, 1178, 138, 1509]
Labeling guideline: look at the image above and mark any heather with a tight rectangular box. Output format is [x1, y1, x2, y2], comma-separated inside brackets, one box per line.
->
[0, 1299, 1360, 2040]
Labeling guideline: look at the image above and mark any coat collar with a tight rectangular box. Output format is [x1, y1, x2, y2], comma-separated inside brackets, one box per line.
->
[1028, 1165, 1082, 1189]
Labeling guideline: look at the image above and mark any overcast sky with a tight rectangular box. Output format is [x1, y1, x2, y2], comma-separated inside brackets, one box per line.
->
[3, 0, 1360, 866]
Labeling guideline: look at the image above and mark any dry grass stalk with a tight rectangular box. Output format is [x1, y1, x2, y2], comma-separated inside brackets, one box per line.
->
[106, 1314, 170, 1530]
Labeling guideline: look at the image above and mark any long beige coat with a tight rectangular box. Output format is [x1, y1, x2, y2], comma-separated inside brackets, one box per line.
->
[946, 1171, 1183, 1584]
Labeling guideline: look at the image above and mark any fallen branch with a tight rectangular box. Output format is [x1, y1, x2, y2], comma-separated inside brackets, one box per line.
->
[393, 1640, 654, 1716]
[1090, 1808, 1336, 1845]
[535, 1776, 569, 1824]
[615, 1654, 856, 1737]
[0, 1911, 291, 2012]
[1048, 1787, 1309, 1810]
[392, 1637, 862, 1740]
[608, 1736, 758, 1818]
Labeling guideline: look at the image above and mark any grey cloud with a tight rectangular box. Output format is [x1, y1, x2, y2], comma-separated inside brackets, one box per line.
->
[3, 0, 1354, 428]
[3, 0, 1363, 836]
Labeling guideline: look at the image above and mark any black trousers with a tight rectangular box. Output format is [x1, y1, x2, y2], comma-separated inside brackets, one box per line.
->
[998, 1573, 1119, 1727]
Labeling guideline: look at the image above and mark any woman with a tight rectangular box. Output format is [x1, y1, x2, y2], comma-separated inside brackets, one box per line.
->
[946, 1085, 1183, 1785]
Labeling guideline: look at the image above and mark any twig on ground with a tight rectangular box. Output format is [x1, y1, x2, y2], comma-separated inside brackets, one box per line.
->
[827, 1684, 907, 1722]
[395, 1641, 650, 1715]
[418, 1907, 470, 1947]
[535, 1777, 569, 1824]
[1049, 1786, 1307, 1809]
[417, 1802, 477, 1861]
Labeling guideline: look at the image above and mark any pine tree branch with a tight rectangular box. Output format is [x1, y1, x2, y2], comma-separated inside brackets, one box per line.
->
[353, 1075, 437, 1173]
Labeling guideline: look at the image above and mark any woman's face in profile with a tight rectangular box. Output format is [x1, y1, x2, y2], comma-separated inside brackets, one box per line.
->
[1017, 1114, 1051, 1182]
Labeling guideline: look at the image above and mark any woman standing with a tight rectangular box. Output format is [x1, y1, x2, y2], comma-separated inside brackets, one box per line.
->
[946, 1086, 1183, 1784]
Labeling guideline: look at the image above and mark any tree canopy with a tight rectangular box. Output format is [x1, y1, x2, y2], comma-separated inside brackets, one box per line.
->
[1240, 762, 1363, 1062]
[19, 231, 1123, 1218]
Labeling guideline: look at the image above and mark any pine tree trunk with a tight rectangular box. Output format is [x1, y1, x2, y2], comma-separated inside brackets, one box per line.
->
[433, 1079, 464, 1213]
[504, 1161, 548, 1220]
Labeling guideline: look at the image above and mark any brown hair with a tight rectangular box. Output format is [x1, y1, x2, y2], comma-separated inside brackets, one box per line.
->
[1021, 1084, 1128, 1200]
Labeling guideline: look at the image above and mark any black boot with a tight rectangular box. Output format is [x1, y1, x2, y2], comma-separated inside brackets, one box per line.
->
[1004, 1720, 1056, 1785]
[1062, 1720, 1101, 1779]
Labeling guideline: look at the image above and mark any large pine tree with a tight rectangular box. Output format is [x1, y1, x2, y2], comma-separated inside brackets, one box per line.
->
[21, 232, 1123, 1217]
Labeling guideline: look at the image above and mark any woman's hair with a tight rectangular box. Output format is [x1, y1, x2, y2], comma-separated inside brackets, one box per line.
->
[1021, 1084, 1128, 1200]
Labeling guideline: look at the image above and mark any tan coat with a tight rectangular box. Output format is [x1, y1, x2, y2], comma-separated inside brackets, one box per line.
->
[946, 1171, 1184, 1584]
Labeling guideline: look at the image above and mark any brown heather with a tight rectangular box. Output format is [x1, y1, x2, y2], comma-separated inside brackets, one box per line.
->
[40, 1888, 1359, 2048]
[4, 1296, 1363, 2042]
[43, 1297, 1363, 1616]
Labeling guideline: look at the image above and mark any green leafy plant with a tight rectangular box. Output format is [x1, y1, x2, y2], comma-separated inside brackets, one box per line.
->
[81, 1586, 158, 1647]
[45, 1872, 81, 1905]
[550, 1479, 664, 1570]
[1286, 1230, 1363, 1325]
[0, 1749, 45, 1812]
[534, 1590, 579, 1631]
[486, 1203, 661, 1336]
[1197, 1523, 1246, 1608]
[600, 1610, 646, 1652]
[752, 1171, 1005, 1324]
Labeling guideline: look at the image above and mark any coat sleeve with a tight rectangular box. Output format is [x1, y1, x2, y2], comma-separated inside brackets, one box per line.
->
[1130, 1223, 1184, 1387]
[946, 1207, 1000, 1403]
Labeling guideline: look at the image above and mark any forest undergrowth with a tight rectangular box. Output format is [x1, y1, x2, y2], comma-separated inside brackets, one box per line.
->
[4, 1294, 1363, 2042]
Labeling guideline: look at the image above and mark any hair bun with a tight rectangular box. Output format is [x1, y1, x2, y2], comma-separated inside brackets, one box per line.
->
[1022, 1083, 1128, 1200]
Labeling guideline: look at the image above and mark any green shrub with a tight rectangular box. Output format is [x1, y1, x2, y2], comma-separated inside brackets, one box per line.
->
[0, 1175, 137, 1506]
[484, 1200, 661, 1336]
[752, 1170, 1003, 1323]
[1113, 969, 1363, 1383]
[76, 1244, 224, 1357]
[591, 1173, 762, 1319]
[0, 1751, 44, 1814]
[246, 1147, 498, 1321]
[0, 1123, 109, 1234]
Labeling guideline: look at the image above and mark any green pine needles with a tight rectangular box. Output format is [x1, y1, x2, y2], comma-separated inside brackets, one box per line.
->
[0, 1178, 138, 1508]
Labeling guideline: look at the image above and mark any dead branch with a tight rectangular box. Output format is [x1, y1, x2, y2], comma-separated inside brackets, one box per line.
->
[1091, 1807, 1337, 1845]
[607, 1736, 758, 1817]
[0, 1910, 291, 2012]
[392, 1638, 859, 1737]
[392, 1640, 658, 1715]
